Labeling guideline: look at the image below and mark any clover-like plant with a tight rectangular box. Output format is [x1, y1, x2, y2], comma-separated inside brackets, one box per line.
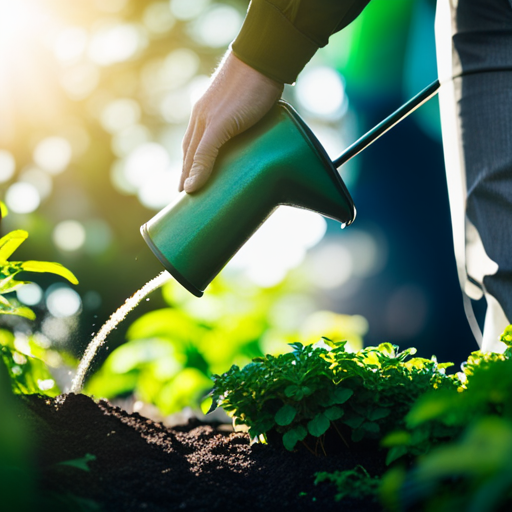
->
[209, 340, 460, 454]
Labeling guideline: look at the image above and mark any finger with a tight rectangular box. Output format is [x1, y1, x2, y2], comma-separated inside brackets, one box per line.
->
[179, 123, 203, 192]
[183, 134, 221, 193]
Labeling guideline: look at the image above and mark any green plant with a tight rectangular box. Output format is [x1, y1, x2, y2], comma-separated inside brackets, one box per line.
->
[0, 230, 77, 319]
[0, 229, 78, 396]
[380, 328, 512, 511]
[209, 340, 460, 453]
[382, 328, 512, 465]
[315, 465, 380, 502]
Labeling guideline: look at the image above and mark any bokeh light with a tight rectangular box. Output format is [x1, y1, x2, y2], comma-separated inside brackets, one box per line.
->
[101, 99, 141, 134]
[124, 142, 170, 188]
[190, 5, 243, 47]
[295, 66, 346, 119]
[33, 137, 73, 175]
[60, 63, 101, 100]
[88, 22, 145, 66]
[137, 163, 180, 210]
[5, 182, 41, 213]
[54, 27, 88, 64]
[17, 282, 43, 306]
[53, 220, 86, 252]
[143, 2, 175, 35]
[170, 0, 210, 21]
[0, 149, 15, 182]
[112, 124, 151, 158]
[46, 285, 82, 318]
[230, 207, 327, 287]
[308, 243, 353, 289]
[84, 219, 113, 255]
[19, 167, 53, 199]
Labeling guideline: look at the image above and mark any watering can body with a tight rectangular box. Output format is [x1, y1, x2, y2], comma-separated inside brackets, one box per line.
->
[141, 101, 355, 297]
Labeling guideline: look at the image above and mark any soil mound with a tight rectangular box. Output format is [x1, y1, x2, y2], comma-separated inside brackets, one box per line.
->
[21, 393, 384, 512]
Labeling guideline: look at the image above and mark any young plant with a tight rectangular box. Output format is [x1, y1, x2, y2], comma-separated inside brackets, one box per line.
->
[0, 229, 78, 396]
[209, 340, 460, 453]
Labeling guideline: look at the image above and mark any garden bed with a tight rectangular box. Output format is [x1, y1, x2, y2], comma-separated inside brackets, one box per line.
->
[22, 393, 384, 512]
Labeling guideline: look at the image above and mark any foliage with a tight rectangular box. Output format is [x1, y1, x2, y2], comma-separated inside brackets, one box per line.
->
[0, 230, 78, 319]
[0, 228, 78, 396]
[382, 327, 512, 465]
[314, 465, 380, 502]
[86, 276, 367, 415]
[209, 339, 460, 452]
[381, 328, 512, 511]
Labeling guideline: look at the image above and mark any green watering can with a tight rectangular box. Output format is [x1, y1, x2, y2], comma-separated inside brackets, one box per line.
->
[141, 80, 440, 297]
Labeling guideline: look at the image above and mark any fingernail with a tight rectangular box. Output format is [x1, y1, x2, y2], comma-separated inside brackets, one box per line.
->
[184, 177, 196, 192]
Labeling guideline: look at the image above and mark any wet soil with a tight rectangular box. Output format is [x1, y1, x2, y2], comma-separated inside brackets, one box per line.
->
[21, 393, 385, 512]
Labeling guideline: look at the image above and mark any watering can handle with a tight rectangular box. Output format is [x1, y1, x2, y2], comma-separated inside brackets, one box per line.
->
[332, 79, 440, 169]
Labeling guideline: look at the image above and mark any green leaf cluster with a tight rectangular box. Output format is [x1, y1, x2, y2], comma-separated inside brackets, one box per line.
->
[0, 228, 77, 395]
[0, 329, 61, 396]
[381, 329, 512, 511]
[209, 340, 460, 452]
[0, 230, 78, 319]
[314, 465, 380, 502]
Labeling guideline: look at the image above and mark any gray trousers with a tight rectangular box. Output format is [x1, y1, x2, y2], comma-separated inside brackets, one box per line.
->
[436, 0, 512, 351]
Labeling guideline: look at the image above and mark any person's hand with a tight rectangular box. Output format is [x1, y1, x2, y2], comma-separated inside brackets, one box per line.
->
[179, 51, 284, 193]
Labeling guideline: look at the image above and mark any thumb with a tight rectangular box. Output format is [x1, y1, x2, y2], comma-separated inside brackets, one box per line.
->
[183, 135, 221, 193]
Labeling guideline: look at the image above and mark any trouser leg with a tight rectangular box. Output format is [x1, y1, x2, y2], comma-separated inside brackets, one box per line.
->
[439, 72, 512, 352]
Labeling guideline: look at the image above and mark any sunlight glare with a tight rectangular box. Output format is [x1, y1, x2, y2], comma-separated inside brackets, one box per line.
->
[54, 27, 88, 64]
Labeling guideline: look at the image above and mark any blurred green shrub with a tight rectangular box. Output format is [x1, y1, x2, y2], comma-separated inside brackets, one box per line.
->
[85, 274, 368, 414]
[381, 327, 512, 512]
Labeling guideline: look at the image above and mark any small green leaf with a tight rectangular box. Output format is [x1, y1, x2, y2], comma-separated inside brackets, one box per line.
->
[308, 413, 330, 437]
[0, 230, 28, 261]
[20, 261, 78, 284]
[333, 387, 353, 404]
[381, 430, 411, 448]
[57, 453, 96, 472]
[324, 406, 344, 421]
[282, 425, 307, 451]
[285, 385, 299, 398]
[343, 412, 365, 429]
[367, 407, 391, 421]
[275, 404, 297, 426]
[362, 422, 380, 434]
[386, 445, 408, 466]
[0, 201, 8, 218]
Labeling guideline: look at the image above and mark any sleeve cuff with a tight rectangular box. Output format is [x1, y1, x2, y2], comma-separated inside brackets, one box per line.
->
[231, 0, 319, 84]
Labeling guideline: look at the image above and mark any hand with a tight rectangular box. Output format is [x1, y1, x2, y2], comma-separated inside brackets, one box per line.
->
[180, 51, 284, 193]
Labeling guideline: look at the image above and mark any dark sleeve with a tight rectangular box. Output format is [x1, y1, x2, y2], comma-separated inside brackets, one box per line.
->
[231, 0, 372, 84]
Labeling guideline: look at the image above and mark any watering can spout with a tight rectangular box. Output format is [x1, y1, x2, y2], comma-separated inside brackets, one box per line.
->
[141, 101, 355, 297]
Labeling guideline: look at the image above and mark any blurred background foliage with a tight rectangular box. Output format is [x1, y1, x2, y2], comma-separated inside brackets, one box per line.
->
[0, 0, 479, 413]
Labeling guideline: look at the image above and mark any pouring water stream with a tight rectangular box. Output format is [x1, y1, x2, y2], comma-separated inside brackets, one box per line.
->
[70, 271, 171, 394]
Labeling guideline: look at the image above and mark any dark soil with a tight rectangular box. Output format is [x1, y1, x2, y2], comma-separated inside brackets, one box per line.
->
[21, 393, 385, 512]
